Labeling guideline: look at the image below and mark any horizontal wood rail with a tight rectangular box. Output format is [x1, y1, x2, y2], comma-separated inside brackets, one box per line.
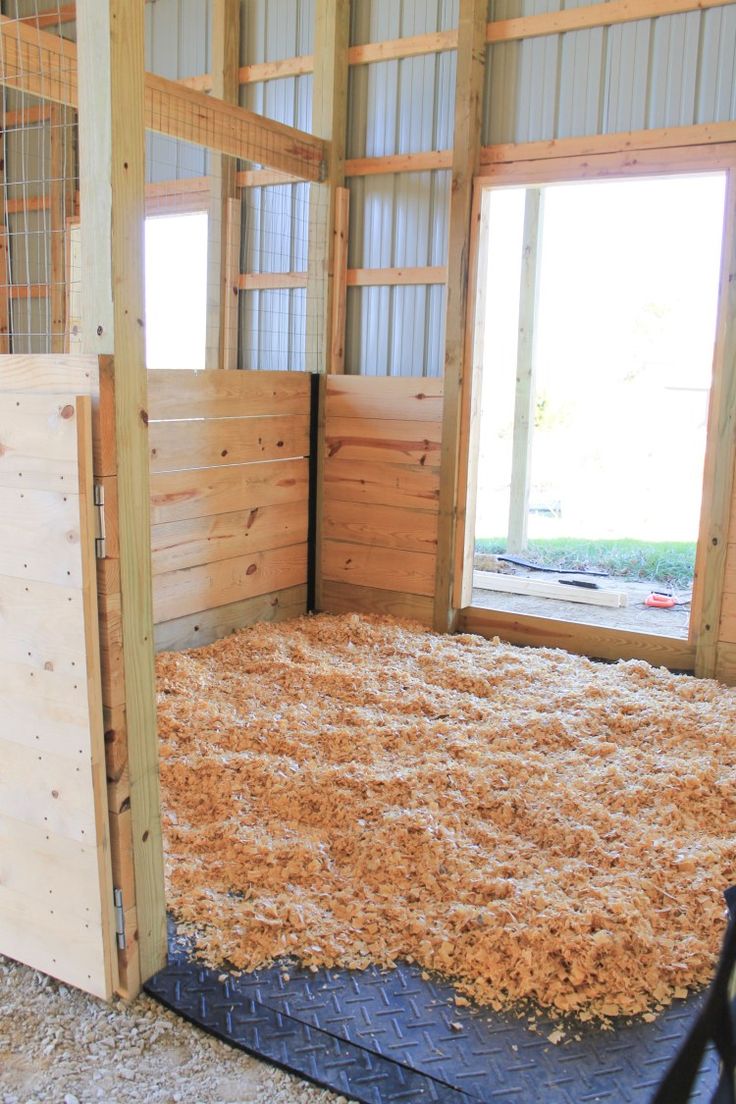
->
[239, 267, 448, 290]
[233, 0, 735, 88]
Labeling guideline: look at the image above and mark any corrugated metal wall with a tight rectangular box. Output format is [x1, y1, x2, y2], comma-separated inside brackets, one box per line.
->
[485, 1, 736, 143]
[3, 1, 735, 363]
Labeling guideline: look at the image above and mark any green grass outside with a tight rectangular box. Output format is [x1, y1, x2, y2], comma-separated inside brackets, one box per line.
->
[474, 537, 696, 589]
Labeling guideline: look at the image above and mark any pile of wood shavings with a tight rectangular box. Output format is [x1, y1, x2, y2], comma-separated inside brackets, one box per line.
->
[156, 613, 736, 1020]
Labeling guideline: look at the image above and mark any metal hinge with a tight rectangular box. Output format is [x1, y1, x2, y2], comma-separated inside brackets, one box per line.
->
[94, 483, 106, 559]
[113, 888, 126, 950]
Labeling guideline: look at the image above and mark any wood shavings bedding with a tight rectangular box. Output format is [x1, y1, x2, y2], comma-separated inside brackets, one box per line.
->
[156, 613, 736, 1020]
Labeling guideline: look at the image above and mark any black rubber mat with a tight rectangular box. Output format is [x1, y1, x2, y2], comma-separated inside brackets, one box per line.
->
[145, 920, 719, 1103]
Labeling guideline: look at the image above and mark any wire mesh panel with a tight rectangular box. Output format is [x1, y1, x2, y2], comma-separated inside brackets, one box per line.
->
[0, 1, 77, 353]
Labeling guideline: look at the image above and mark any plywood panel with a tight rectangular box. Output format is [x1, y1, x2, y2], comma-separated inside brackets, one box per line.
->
[151, 502, 309, 576]
[323, 499, 438, 554]
[150, 458, 309, 525]
[153, 544, 308, 623]
[0, 486, 83, 586]
[154, 584, 308, 653]
[4, 661, 89, 758]
[324, 417, 442, 468]
[322, 540, 436, 597]
[0, 388, 116, 1000]
[325, 376, 444, 421]
[149, 415, 310, 473]
[147, 369, 310, 421]
[323, 458, 441, 510]
[0, 392, 82, 491]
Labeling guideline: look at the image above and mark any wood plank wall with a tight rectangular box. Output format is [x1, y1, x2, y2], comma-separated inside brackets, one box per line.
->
[147, 369, 310, 650]
[319, 375, 443, 625]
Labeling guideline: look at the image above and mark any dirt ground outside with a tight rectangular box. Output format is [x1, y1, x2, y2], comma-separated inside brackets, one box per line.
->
[472, 563, 691, 639]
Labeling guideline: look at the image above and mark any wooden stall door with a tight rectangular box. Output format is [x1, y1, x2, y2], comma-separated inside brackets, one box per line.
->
[0, 382, 118, 999]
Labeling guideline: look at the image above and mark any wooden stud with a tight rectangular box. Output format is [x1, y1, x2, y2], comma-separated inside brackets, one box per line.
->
[345, 150, 454, 176]
[222, 197, 242, 371]
[330, 187, 350, 375]
[49, 104, 76, 354]
[77, 0, 166, 989]
[507, 188, 543, 554]
[433, 0, 487, 633]
[205, 0, 240, 371]
[452, 185, 489, 610]
[695, 169, 736, 677]
[306, 0, 350, 375]
[346, 266, 447, 286]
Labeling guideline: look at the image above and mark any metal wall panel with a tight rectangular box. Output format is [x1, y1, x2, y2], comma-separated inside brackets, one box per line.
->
[145, 0, 210, 182]
[484, 1, 736, 145]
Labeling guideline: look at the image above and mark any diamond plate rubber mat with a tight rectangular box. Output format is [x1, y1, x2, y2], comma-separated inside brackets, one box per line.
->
[145, 920, 719, 1103]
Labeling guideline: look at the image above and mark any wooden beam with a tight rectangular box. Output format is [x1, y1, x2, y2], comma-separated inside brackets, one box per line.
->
[306, 0, 350, 374]
[345, 150, 453, 176]
[205, 0, 240, 370]
[481, 122, 736, 169]
[19, 4, 76, 28]
[49, 104, 75, 353]
[695, 169, 736, 677]
[0, 16, 326, 181]
[473, 570, 627, 607]
[507, 188, 543, 554]
[236, 168, 302, 187]
[347, 266, 447, 286]
[239, 55, 315, 84]
[348, 29, 458, 65]
[433, 0, 487, 634]
[239, 272, 308, 290]
[486, 0, 736, 44]
[4, 194, 50, 214]
[77, 0, 166, 990]
[222, 197, 241, 371]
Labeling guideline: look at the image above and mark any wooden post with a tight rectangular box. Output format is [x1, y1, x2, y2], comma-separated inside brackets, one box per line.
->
[205, 0, 241, 370]
[507, 187, 543, 553]
[77, 0, 166, 987]
[433, 0, 487, 633]
[694, 168, 736, 677]
[306, 0, 349, 375]
[49, 104, 75, 353]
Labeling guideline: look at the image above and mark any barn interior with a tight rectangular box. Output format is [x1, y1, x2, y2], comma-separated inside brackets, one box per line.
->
[2, 1, 736, 1102]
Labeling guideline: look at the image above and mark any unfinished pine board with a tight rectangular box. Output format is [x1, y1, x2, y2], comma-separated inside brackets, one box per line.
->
[323, 500, 438, 555]
[325, 375, 444, 421]
[0, 387, 116, 1000]
[0, 358, 98, 397]
[325, 417, 442, 467]
[473, 570, 628, 608]
[0, 814, 102, 904]
[154, 584, 308, 654]
[149, 415, 310, 473]
[323, 540, 436, 597]
[486, 0, 736, 44]
[4, 661, 89, 758]
[153, 544, 308, 624]
[149, 458, 310, 526]
[323, 457, 441, 510]
[434, 0, 487, 633]
[320, 580, 434, 625]
[0, 392, 84, 491]
[147, 369, 310, 421]
[459, 607, 696, 671]
[0, 486, 83, 586]
[151, 502, 309, 576]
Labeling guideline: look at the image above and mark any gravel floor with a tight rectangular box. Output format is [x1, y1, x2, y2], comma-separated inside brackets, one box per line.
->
[0, 955, 344, 1104]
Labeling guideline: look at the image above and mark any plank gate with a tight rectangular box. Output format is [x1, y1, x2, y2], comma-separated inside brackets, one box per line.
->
[0, 357, 117, 999]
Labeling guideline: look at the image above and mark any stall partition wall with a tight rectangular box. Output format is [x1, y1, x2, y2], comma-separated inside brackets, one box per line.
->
[0, 355, 118, 1001]
[319, 375, 444, 626]
[98, 367, 312, 996]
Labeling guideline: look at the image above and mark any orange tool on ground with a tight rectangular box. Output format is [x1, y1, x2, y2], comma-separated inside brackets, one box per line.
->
[645, 591, 677, 609]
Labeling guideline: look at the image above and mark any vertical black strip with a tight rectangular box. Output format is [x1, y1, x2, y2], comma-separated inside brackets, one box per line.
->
[307, 371, 320, 613]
